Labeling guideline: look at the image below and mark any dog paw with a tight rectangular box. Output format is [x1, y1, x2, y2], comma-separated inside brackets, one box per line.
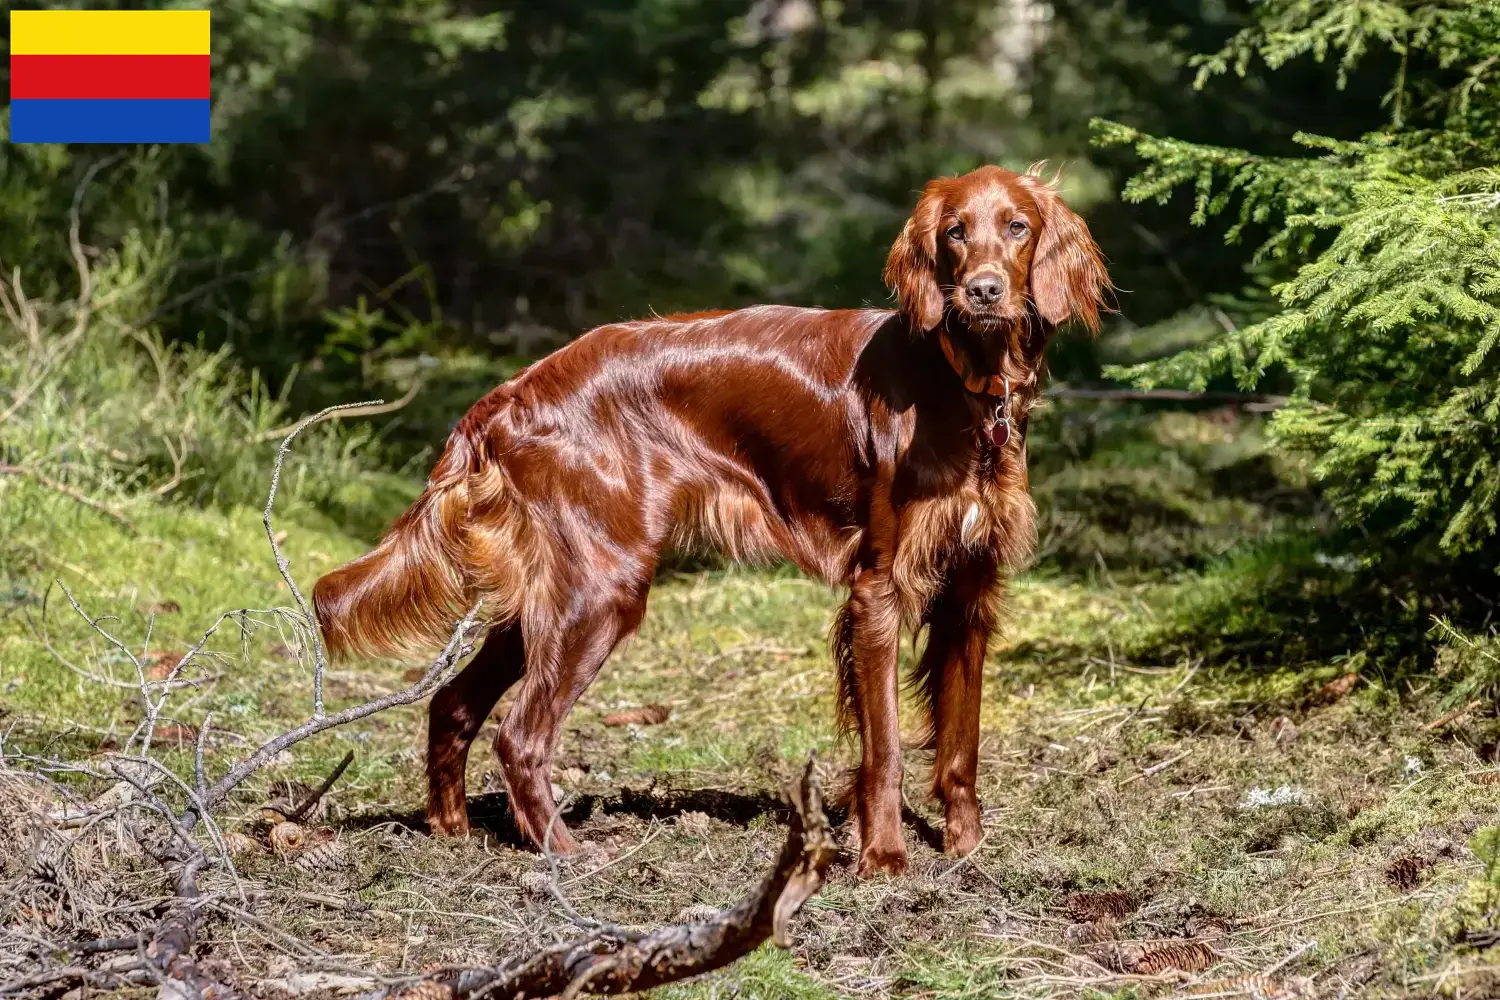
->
[942, 802, 983, 856]
[856, 840, 909, 877]
[426, 814, 471, 838]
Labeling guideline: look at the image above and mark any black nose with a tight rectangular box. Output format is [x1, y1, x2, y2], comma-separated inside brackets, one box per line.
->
[966, 274, 1004, 305]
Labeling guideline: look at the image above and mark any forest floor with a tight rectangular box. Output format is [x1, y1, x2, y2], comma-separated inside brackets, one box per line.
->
[3, 457, 1500, 999]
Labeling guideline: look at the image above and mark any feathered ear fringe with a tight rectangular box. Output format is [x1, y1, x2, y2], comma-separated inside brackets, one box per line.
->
[883, 186, 947, 332]
[1021, 170, 1113, 333]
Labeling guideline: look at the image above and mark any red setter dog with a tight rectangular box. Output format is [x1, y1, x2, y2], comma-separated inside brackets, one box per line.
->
[314, 165, 1109, 875]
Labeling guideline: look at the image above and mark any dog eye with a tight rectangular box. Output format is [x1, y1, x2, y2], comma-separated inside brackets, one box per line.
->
[946, 224, 965, 242]
[1008, 220, 1029, 238]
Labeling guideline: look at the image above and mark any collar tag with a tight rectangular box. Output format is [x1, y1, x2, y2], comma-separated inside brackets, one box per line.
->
[988, 381, 1013, 448]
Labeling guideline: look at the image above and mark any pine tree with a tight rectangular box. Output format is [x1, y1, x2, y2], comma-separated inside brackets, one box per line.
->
[1094, 0, 1500, 565]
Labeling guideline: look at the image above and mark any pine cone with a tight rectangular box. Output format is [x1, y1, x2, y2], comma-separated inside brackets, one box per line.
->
[1470, 770, 1500, 786]
[30, 832, 70, 884]
[1184, 908, 1233, 940]
[269, 821, 307, 855]
[291, 840, 351, 875]
[89, 780, 139, 811]
[518, 870, 552, 897]
[677, 811, 712, 838]
[223, 831, 263, 857]
[1126, 939, 1218, 975]
[1066, 890, 1136, 923]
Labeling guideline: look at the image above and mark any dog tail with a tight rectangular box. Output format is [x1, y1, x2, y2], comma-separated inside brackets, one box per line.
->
[313, 430, 483, 661]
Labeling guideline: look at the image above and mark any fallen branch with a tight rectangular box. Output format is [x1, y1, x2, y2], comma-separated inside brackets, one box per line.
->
[368, 760, 837, 1000]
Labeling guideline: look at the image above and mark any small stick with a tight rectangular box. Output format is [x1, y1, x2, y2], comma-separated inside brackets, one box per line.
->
[1120, 748, 1192, 786]
[1263, 938, 1316, 976]
[1426, 699, 1482, 731]
[1168, 657, 1202, 696]
[195, 714, 212, 804]
[288, 749, 356, 822]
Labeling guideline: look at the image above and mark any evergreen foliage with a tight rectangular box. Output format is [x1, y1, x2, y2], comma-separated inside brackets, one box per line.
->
[1095, 1, 1500, 564]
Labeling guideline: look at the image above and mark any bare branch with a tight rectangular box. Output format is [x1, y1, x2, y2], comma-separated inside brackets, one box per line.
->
[198, 603, 482, 814]
[252, 381, 422, 443]
[287, 749, 354, 823]
[262, 399, 384, 718]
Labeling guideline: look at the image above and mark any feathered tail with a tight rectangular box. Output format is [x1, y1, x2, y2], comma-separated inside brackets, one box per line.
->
[313, 432, 479, 660]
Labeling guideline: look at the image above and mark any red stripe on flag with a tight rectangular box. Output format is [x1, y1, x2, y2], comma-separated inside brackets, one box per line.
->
[10, 55, 210, 101]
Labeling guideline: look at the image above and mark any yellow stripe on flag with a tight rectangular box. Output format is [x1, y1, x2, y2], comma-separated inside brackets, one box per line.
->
[10, 10, 210, 56]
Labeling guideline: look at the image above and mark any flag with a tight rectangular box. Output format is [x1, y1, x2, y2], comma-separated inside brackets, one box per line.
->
[9, 10, 210, 144]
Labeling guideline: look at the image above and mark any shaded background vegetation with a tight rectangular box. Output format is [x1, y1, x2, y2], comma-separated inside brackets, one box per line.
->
[2, 0, 1497, 691]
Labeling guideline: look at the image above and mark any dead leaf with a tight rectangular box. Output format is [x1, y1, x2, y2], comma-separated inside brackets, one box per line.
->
[603, 703, 671, 727]
[1306, 671, 1358, 707]
[402, 667, 426, 684]
[146, 652, 184, 680]
[1384, 853, 1431, 891]
[145, 600, 181, 615]
[153, 724, 197, 747]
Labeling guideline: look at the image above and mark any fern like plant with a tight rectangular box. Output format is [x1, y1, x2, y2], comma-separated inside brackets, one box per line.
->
[1094, 0, 1500, 564]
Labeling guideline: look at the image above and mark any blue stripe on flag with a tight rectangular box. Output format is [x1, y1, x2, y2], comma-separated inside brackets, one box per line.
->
[10, 99, 210, 144]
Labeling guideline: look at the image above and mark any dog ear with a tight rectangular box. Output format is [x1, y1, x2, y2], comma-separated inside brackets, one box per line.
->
[1023, 172, 1111, 333]
[883, 186, 947, 332]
